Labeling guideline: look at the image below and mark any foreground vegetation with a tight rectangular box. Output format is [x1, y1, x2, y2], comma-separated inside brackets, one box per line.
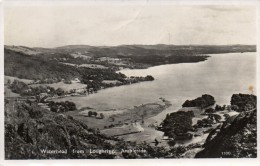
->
[195, 94, 257, 158]
[4, 100, 194, 159]
[5, 93, 257, 159]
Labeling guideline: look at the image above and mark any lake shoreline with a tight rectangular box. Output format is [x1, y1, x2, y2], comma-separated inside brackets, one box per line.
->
[51, 52, 256, 125]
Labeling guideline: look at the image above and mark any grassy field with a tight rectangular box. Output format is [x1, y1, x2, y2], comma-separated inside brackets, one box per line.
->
[101, 123, 144, 136]
[4, 75, 34, 84]
[4, 86, 20, 98]
[65, 109, 127, 129]
[65, 101, 169, 129]
[79, 64, 108, 69]
[61, 62, 108, 69]
[30, 81, 87, 91]
[102, 80, 121, 84]
[70, 53, 92, 60]
[64, 99, 171, 144]
[117, 125, 165, 144]
[108, 102, 168, 124]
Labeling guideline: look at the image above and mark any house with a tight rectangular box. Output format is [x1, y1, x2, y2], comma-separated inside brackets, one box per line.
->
[72, 78, 80, 83]
[75, 88, 85, 93]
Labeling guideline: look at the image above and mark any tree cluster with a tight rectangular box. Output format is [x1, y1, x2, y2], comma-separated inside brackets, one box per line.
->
[88, 111, 104, 119]
[160, 111, 194, 139]
[8, 79, 65, 97]
[195, 114, 222, 128]
[48, 101, 77, 113]
[230, 94, 257, 112]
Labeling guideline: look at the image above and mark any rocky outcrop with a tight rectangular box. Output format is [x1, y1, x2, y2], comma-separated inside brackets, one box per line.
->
[230, 94, 257, 112]
[182, 94, 215, 108]
[195, 109, 257, 158]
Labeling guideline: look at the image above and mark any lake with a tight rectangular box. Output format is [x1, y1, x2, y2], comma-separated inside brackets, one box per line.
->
[55, 52, 256, 124]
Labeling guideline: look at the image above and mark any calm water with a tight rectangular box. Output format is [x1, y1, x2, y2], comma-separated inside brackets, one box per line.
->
[56, 52, 256, 123]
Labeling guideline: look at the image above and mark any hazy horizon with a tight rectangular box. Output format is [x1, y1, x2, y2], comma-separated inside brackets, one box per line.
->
[5, 43, 257, 49]
[4, 4, 257, 47]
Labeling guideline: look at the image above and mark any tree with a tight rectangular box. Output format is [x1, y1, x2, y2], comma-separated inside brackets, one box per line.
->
[212, 114, 222, 123]
[10, 80, 29, 94]
[215, 104, 222, 111]
[56, 88, 64, 96]
[205, 108, 214, 113]
[231, 94, 256, 112]
[93, 111, 98, 117]
[161, 111, 194, 138]
[7, 79, 11, 86]
[100, 113, 104, 119]
[227, 105, 231, 111]
[88, 111, 93, 117]
[50, 105, 58, 112]
[224, 114, 230, 120]
[66, 101, 76, 111]
[145, 75, 154, 81]
[231, 105, 239, 111]
[141, 115, 144, 124]
[109, 117, 115, 122]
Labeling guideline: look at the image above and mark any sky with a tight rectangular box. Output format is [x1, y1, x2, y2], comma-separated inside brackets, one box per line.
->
[4, 3, 257, 47]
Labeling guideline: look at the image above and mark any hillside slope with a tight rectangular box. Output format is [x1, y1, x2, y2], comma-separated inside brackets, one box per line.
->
[4, 100, 181, 159]
[5, 100, 119, 159]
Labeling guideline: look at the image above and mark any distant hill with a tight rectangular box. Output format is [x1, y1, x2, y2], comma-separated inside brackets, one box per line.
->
[5, 45, 42, 55]
[4, 48, 81, 81]
[4, 44, 256, 82]
[4, 48, 125, 82]
[51, 44, 256, 57]
[5, 44, 256, 57]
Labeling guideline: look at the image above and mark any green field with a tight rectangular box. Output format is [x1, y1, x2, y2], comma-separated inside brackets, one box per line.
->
[30, 81, 87, 91]
[5, 75, 34, 85]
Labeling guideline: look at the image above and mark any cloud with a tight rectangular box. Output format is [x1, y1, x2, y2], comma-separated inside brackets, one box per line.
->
[4, 5, 257, 47]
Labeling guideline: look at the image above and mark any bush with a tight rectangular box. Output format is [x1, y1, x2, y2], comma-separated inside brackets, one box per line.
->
[161, 111, 194, 138]
[48, 101, 77, 113]
[168, 139, 176, 146]
[205, 108, 214, 113]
